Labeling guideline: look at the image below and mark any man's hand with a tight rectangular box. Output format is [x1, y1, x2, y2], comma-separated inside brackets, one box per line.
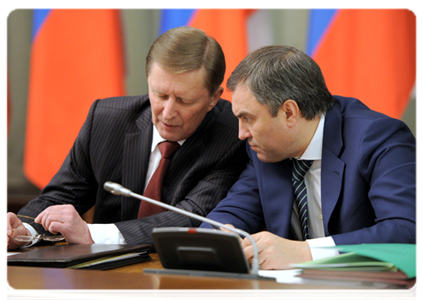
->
[7, 212, 31, 250]
[241, 231, 312, 270]
[35, 204, 94, 245]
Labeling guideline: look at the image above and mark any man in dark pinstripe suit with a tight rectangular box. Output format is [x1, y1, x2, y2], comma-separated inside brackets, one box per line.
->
[7, 27, 248, 250]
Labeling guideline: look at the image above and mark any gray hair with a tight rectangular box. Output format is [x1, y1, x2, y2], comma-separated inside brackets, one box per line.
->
[227, 45, 335, 119]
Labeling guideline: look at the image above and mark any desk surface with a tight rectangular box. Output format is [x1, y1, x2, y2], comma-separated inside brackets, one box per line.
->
[8, 262, 417, 300]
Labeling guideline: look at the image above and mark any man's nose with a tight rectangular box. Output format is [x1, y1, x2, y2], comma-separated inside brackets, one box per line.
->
[162, 98, 178, 119]
[238, 123, 251, 140]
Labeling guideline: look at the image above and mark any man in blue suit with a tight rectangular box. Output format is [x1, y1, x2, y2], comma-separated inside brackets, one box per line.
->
[202, 45, 416, 270]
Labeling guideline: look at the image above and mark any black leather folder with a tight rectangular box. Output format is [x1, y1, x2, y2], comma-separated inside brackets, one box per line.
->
[7, 244, 151, 270]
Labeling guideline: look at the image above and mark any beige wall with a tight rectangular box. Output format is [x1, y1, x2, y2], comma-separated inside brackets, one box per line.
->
[7, 10, 416, 205]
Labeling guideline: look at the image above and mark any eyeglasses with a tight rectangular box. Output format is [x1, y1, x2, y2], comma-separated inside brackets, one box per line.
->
[12, 215, 65, 243]
[13, 234, 65, 243]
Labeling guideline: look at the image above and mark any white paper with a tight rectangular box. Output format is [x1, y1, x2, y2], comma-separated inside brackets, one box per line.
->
[258, 269, 305, 284]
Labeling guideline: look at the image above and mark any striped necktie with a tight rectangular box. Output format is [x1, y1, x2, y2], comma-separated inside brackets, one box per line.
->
[292, 159, 314, 240]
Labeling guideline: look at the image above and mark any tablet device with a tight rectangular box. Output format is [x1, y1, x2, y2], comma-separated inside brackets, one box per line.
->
[152, 227, 250, 273]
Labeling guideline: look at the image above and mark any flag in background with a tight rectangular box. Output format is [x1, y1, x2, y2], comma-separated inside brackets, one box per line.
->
[24, 9, 125, 189]
[307, 9, 416, 119]
[160, 9, 255, 101]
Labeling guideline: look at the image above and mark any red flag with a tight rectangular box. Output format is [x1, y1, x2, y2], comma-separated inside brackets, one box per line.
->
[24, 9, 125, 188]
[311, 9, 416, 119]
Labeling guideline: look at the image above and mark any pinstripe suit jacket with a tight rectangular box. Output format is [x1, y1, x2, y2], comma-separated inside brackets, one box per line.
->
[18, 95, 248, 245]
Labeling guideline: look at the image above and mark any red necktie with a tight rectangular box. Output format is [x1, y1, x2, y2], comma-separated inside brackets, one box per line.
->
[137, 141, 180, 218]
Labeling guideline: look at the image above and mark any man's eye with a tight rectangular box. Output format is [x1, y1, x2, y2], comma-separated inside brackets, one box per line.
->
[177, 98, 194, 105]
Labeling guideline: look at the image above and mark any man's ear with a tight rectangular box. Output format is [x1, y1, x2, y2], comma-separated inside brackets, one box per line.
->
[281, 100, 300, 128]
[208, 87, 224, 111]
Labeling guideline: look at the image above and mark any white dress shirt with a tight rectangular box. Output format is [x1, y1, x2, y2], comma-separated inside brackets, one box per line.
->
[291, 114, 338, 260]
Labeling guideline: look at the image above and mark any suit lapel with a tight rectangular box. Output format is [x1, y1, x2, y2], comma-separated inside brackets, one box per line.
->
[321, 101, 345, 235]
[121, 108, 153, 220]
[161, 105, 217, 204]
[163, 136, 205, 200]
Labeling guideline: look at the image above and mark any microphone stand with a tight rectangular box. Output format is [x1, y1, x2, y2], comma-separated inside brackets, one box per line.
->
[103, 181, 261, 278]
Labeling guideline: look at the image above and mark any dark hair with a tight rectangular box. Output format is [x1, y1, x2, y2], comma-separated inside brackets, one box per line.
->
[227, 45, 335, 119]
[146, 26, 226, 96]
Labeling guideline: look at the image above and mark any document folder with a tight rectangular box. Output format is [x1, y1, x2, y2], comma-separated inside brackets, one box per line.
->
[291, 243, 416, 288]
[7, 244, 151, 270]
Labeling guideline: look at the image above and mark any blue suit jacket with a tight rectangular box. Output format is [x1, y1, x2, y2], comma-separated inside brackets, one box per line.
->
[203, 96, 416, 244]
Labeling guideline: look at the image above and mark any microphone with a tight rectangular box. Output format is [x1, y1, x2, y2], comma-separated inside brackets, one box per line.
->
[103, 181, 260, 276]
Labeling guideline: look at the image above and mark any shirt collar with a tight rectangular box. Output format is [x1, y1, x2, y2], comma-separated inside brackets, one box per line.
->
[151, 125, 185, 152]
[297, 114, 325, 161]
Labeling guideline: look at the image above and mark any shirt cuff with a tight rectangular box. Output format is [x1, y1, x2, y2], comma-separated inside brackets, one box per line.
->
[87, 223, 126, 245]
[306, 236, 339, 261]
[22, 223, 40, 248]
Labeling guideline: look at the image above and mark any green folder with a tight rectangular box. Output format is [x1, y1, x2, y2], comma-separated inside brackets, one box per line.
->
[292, 243, 415, 279]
